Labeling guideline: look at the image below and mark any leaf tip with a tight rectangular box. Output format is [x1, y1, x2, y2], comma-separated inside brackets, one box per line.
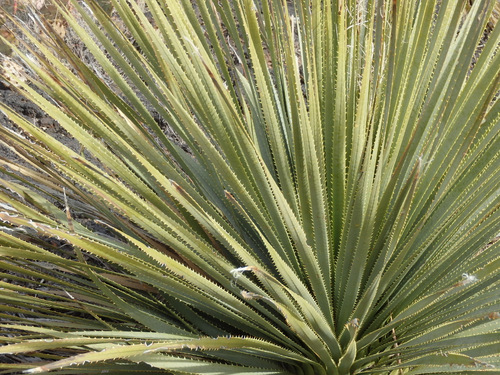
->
[24, 368, 43, 374]
[230, 266, 252, 279]
[461, 273, 478, 285]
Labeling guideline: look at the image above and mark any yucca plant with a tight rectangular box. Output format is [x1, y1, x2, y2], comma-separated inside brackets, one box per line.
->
[0, 0, 499, 373]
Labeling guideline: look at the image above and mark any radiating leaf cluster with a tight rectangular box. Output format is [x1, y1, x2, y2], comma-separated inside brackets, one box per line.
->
[0, 0, 499, 374]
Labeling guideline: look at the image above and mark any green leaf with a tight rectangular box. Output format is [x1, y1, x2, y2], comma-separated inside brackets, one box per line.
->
[0, 0, 498, 373]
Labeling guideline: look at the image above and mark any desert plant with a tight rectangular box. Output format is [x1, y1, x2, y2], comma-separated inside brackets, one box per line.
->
[0, 0, 499, 373]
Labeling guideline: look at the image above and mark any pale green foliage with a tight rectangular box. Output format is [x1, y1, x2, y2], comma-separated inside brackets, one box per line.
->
[0, 0, 499, 374]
